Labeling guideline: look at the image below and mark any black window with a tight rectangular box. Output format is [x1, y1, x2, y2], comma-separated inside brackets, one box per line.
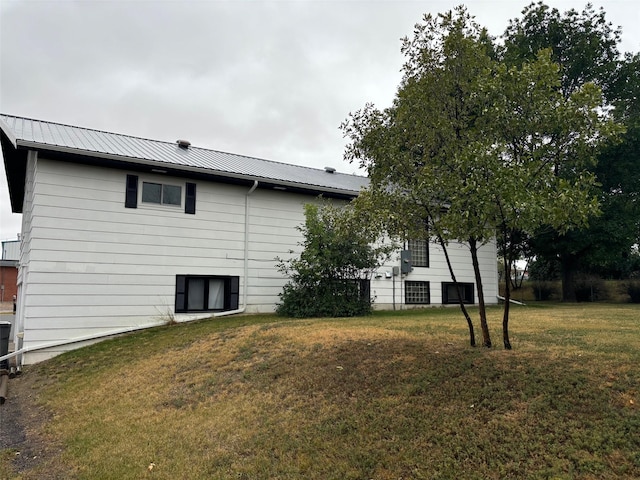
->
[408, 239, 429, 267]
[405, 281, 430, 304]
[442, 282, 474, 304]
[175, 275, 240, 312]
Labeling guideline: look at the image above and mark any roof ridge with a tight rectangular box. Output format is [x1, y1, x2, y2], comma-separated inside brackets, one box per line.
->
[0, 113, 358, 177]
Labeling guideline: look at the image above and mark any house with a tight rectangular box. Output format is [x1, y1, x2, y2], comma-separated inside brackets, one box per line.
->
[1, 239, 19, 305]
[1, 114, 498, 364]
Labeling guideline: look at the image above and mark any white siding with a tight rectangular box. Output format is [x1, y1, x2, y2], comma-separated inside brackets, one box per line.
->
[19, 159, 308, 362]
[371, 240, 498, 309]
[19, 157, 499, 363]
[14, 151, 38, 354]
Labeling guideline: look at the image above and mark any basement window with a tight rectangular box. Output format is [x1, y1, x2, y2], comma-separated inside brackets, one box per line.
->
[405, 281, 430, 304]
[175, 275, 239, 312]
[442, 282, 474, 304]
[142, 182, 182, 206]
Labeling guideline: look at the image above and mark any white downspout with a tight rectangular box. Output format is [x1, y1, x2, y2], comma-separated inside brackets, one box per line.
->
[213, 180, 258, 317]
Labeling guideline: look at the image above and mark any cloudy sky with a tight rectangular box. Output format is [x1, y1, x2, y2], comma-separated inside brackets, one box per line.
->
[1, 0, 639, 241]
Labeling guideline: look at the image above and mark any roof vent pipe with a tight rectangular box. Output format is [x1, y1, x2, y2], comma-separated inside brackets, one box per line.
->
[324, 166, 336, 174]
[177, 139, 191, 149]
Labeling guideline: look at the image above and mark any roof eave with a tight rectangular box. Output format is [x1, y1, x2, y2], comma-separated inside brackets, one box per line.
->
[15, 141, 362, 198]
[1, 129, 27, 213]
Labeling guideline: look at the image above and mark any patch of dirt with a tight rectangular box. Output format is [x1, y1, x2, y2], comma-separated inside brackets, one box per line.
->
[0, 371, 66, 479]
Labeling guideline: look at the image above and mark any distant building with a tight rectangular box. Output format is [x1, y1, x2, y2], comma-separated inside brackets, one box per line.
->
[2, 238, 20, 261]
[1, 238, 19, 304]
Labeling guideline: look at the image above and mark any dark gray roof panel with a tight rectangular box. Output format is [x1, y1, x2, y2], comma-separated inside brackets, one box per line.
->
[1, 114, 368, 195]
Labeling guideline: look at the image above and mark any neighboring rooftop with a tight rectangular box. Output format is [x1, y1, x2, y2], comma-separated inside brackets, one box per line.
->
[1, 239, 20, 261]
[1, 114, 368, 211]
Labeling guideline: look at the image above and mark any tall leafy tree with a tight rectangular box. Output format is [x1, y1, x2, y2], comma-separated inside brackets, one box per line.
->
[343, 8, 498, 347]
[480, 51, 619, 346]
[590, 52, 640, 277]
[502, 2, 639, 297]
[342, 7, 619, 348]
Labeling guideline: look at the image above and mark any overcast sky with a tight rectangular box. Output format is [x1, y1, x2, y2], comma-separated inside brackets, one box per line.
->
[1, 0, 639, 241]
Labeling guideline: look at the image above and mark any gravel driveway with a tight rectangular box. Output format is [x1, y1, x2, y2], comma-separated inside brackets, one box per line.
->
[0, 371, 62, 477]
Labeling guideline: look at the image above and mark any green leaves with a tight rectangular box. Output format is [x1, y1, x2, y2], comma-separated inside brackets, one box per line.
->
[276, 201, 395, 318]
[341, 4, 626, 331]
[502, 2, 621, 98]
[503, 3, 639, 284]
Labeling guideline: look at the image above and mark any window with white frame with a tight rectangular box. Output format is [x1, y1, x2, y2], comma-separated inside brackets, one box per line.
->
[142, 182, 182, 206]
[405, 281, 430, 304]
[125, 175, 196, 214]
[408, 238, 429, 267]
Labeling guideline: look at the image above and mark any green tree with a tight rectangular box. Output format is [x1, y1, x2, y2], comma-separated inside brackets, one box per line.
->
[276, 202, 393, 318]
[342, 7, 619, 348]
[343, 8, 498, 346]
[480, 51, 618, 346]
[503, 2, 639, 298]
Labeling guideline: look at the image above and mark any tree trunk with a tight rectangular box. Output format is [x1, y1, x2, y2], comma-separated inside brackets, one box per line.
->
[469, 238, 491, 348]
[561, 254, 579, 302]
[438, 235, 476, 347]
[502, 256, 512, 350]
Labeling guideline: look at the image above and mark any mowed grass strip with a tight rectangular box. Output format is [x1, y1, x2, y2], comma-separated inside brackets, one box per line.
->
[4, 304, 640, 479]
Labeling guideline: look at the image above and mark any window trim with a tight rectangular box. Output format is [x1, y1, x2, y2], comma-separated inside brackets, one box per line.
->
[442, 282, 474, 305]
[405, 280, 431, 305]
[175, 275, 240, 313]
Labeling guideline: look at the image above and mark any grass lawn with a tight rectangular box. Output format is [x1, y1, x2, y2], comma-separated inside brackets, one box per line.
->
[1, 304, 639, 479]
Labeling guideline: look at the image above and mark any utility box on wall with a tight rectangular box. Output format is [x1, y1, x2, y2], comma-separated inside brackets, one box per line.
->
[400, 250, 412, 274]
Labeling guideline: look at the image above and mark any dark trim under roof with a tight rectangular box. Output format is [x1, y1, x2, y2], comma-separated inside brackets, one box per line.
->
[1, 114, 368, 212]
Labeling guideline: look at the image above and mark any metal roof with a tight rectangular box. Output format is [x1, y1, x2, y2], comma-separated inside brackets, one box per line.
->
[0, 114, 368, 197]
